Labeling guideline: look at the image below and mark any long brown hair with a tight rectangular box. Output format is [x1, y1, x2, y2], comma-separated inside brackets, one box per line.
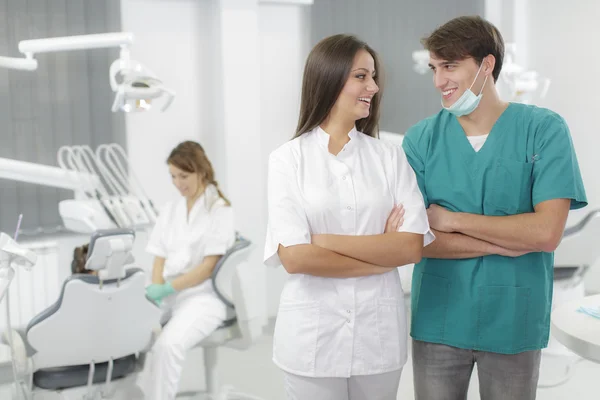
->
[167, 141, 231, 207]
[294, 34, 383, 138]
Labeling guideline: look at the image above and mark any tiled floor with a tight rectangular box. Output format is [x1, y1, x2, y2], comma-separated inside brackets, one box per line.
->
[1, 319, 598, 399]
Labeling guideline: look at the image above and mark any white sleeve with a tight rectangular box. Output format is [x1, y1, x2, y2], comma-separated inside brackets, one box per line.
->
[146, 203, 169, 257]
[264, 147, 311, 267]
[204, 205, 235, 257]
[392, 146, 435, 246]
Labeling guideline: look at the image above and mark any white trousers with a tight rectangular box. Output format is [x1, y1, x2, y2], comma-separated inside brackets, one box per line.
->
[283, 369, 402, 400]
[143, 287, 227, 400]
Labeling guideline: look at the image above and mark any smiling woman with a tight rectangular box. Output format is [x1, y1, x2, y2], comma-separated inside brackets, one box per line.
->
[294, 34, 383, 141]
[264, 34, 434, 400]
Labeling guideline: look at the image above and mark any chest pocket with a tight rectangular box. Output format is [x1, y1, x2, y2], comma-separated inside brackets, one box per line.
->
[487, 157, 533, 214]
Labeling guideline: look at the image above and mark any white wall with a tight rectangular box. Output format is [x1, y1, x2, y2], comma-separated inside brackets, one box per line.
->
[259, 3, 311, 315]
[121, 0, 210, 209]
[526, 0, 598, 206]
[523, 0, 600, 292]
[120, 0, 310, 316]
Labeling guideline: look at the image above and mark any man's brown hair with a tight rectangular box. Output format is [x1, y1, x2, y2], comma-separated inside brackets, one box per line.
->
[421, 16, 504, 82]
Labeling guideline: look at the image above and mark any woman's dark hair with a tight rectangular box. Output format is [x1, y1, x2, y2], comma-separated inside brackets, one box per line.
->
[71, 243, 91, 274]
[294, 34, 383, 138]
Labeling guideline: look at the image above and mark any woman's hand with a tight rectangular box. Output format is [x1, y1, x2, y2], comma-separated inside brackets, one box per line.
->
[385, 204, 405, 233]
[146, 282, 176, 306]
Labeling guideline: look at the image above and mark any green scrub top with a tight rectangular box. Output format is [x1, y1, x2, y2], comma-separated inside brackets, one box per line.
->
[402, 103, 587, 354]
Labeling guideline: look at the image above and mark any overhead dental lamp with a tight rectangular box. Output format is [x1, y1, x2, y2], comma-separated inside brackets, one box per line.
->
[0, 32, 175, 113]
[412, 49, 430, 74]
[501, 44, 550, 104]
[109, 56, 174, 113]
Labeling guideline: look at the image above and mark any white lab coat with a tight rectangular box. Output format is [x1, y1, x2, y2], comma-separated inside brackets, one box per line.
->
[147, 184, 235, 283]
[144, 184, 235, 399]
[265, 126, 434, 378]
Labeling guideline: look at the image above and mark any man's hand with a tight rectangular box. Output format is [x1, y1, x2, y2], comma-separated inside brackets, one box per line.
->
[385, 204, 405, 233]
[427, 204, 457, 233]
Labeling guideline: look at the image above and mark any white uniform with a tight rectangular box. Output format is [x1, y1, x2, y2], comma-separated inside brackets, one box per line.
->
[144, 184, 235, 400]
[264, 127, 434, 399]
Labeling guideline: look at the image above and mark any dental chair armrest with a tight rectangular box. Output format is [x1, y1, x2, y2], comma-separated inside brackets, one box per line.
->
[563, 209, 600, 237]
[210, 234, 252, 309]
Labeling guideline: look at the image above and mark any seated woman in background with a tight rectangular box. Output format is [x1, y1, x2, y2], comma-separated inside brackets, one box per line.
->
[143, 140, 235, 400]
[69, 141, 234, 400]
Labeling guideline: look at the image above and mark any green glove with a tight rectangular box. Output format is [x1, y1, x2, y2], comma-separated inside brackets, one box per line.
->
[146, 282, 176, 305]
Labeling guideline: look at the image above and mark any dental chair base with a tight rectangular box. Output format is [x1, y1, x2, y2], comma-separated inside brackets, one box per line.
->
[12, 374, 144, 400]
[176, 344, 264, 400]
[5, 332, 153, 400]
[176, 236, 267, 400]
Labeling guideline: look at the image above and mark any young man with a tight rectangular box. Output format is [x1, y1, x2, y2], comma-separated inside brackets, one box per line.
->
[402, 16, 587, 400]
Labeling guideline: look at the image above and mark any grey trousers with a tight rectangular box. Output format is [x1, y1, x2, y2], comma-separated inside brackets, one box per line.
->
[412, 339, 541, 400]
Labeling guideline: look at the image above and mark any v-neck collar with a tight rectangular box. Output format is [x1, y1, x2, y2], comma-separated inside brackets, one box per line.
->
[450, 102, 514, 159]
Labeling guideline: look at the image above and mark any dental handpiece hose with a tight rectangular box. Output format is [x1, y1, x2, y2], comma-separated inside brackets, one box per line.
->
[2, 214, 30, 400]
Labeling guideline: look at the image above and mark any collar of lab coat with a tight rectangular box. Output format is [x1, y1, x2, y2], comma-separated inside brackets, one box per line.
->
[189, 183, 220, 214]
[315, 125, 359, 153]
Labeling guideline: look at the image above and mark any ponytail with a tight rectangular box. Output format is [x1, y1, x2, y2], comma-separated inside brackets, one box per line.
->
[209, 179, 231, 206]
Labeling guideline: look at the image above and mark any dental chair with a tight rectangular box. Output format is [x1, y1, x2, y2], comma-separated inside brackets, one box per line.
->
[539, 209, 600, 388]
[8, 229, 161, 399]
[176, 234, 267, 400]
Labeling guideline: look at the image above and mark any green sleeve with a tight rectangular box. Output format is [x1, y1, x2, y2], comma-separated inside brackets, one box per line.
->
[402, 130, 429, 208]
[532, 114, 587, 210]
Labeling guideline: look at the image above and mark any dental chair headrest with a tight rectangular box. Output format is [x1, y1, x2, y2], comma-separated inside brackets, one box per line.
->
[85, 228, 135, 281]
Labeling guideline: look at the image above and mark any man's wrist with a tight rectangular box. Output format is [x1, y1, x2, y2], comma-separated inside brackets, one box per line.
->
[488, 243, 504, 256]
[451, 212, 465, 233]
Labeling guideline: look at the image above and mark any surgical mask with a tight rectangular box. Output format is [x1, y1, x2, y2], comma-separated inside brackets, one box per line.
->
[442, 62, 488, 117]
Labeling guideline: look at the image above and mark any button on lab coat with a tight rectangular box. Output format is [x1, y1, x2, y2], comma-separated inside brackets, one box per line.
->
[264, 127, 434, 378]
